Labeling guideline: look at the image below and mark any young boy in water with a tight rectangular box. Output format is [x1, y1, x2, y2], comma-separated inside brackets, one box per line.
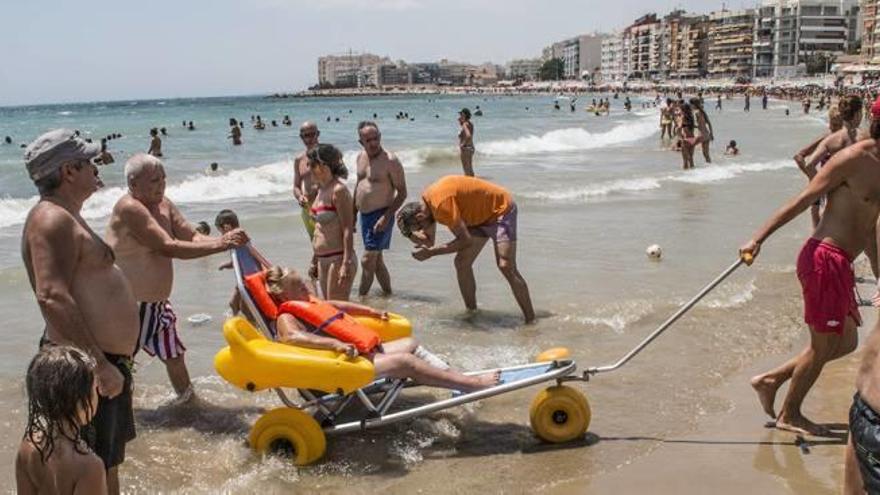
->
[724, 140, 739, 156]
[16, 345, 106, 494]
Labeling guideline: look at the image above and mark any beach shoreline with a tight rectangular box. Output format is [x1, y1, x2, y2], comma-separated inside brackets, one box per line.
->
[575, 314, 874, 494]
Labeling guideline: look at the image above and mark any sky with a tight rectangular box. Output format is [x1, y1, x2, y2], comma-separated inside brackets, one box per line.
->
[2, 0, 749, 106]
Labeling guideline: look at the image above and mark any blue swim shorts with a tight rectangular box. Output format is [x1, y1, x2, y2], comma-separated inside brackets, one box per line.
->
[360, 207, 393, 251]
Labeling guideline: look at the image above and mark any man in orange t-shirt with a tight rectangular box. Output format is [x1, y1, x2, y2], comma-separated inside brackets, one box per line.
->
[396, 175, 534, 323]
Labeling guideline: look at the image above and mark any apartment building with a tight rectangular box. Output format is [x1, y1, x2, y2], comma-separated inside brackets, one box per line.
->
[868, 0, 880, 61]
[507, 58, 543, 81]
[600, 33, 627, 81]
[707, 9, 756, 78]
[625, 14, 663, 79]
[317, 52, 389, 88]
[753, 0, 857, 77]
[542, 34, 606, 79]
[665, 12, 709, 78]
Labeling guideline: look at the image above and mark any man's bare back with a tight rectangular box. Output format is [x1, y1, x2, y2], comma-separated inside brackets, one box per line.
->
[355, 149, 401, 214]
[22, 201, 139, 356]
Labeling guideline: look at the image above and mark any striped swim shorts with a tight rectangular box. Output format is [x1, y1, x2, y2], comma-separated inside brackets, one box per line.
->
[137, 300, 186, 360]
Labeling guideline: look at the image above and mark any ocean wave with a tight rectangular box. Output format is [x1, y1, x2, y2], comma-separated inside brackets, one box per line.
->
[479, 115, 658, 156]
[524, 159, 792, 202]
[0, 160, 297, 230]
[702, 279, 756, 309]
[342, 146, 460, 170]
[57, 111, 74, 116]
[524, 177, 662, 201]
[563, 301, 654, 333]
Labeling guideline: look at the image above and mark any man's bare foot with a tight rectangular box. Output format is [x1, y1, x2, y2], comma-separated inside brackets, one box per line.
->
[775, 413, 832, 437]
[750, 374, 778, 419]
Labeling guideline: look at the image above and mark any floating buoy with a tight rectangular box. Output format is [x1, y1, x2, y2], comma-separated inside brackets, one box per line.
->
[646, 244, 662, 260]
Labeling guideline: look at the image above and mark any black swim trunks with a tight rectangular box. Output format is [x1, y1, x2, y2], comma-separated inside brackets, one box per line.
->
[81, 353, 137, 469]
[850, 393, 880, 493]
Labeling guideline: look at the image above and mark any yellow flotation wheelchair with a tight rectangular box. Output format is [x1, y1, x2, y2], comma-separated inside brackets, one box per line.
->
[216, 247, 588, 465]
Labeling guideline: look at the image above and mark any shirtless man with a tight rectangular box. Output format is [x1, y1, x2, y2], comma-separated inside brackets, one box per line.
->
[354, 121, 407, 296]
[293, 122, 320, 242]
[740, 98, 880, 435]
[796, 96, 862, 228]
[106, 154, 248, 400]
[147, 128, 162, 157]
[845, 315, 880, 494]
[397, 176, 535, 323]
[21, 129, 140, 494]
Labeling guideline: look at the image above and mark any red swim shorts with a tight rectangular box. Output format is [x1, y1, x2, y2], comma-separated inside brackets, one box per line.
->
[796, 238, 861, 334]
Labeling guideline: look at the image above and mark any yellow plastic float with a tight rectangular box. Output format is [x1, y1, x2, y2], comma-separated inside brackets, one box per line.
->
[353, 312, 412, 342]
[214, 317, 375, 395]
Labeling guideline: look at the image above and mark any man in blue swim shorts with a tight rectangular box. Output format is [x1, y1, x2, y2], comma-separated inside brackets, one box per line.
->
[353, 121, 407, 296]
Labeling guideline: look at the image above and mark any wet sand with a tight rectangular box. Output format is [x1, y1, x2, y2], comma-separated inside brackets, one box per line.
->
[578, 314, 874, 494]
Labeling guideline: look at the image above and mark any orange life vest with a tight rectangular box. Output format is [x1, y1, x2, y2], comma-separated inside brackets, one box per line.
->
[243, 271, 279, 320]
[278, 296, 381, 354]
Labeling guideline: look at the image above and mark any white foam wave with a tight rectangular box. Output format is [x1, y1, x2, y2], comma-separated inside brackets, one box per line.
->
[524, 177, 661, 201]
[479, 115, 658, 156]
[57, 111, 73, 116]
[0, 160, 297, 230]
[525, 159, 793, 202]
[343, 146, 459, 170]
[703, 279, 756, 309]
[668, 160, 791, 185]
[563, 302, 654, 333]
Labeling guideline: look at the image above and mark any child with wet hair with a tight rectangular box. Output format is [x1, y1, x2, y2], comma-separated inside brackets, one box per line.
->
[16, 345, 106, 494]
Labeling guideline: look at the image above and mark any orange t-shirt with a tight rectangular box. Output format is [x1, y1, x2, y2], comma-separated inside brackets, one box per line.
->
[422, 176, 512, 227]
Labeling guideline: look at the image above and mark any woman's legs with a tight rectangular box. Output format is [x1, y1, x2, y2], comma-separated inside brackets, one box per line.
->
[373, 352, 499, 392]
[460, 148, 475, 177]
[317, 256, 331, 299]
[326, 255, 356, 301]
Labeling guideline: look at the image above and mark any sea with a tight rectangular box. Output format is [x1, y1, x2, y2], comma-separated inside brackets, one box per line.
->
[0, 94, 849, 492]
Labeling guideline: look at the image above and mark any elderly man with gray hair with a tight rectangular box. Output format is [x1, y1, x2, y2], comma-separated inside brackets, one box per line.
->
[21, 129, 140, 493]
[106, 153, 248, 402]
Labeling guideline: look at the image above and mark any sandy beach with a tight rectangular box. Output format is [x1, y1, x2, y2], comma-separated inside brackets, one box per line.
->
[581, 317, 874, 494]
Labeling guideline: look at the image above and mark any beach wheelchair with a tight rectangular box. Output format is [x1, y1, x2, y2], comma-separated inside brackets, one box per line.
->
[213, 247, 591, 465]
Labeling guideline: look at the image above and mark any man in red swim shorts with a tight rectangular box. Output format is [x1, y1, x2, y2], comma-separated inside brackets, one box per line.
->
[740, 96, 880, 436]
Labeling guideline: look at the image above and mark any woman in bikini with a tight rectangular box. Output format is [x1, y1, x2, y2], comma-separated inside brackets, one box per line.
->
[308, 144, 357, 300]
[458, 108, 475, 177]
[678, 103, 697, 170]
[690, 97, 714, 164]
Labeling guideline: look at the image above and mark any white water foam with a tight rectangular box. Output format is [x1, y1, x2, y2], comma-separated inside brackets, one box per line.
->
[0, 160, 297, 230]
[524, 159, 792, 202]
[479, 115, 658, 156]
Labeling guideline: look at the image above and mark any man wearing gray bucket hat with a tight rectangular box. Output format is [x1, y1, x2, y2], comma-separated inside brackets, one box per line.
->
[21, 128, 140, 493]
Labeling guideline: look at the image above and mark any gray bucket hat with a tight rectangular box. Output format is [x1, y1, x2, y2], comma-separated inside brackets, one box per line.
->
[24, 129, 101, 181]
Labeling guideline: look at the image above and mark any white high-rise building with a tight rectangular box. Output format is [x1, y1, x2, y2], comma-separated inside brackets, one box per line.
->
[600, 33, 626, 81]
[753, 0, 858, 77]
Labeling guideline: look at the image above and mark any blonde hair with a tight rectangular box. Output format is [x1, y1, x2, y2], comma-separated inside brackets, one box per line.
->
[265, 266, 287, 298]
